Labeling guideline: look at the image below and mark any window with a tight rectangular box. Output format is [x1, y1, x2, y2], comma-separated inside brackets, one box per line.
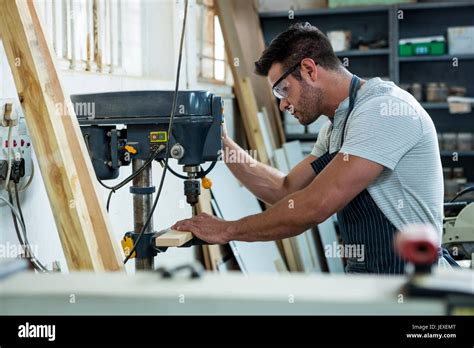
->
[196, 0, 228, 83]
[36, 0, 123, 74]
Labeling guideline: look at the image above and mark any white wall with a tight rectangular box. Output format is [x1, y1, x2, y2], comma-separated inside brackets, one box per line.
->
[0, 0, 235, 273]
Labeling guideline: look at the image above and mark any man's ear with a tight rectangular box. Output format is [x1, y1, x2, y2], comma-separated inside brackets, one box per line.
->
[300, 58, 318, 82]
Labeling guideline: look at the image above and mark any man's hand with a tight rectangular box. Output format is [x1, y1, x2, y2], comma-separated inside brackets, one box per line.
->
[171, 213, 232, 245]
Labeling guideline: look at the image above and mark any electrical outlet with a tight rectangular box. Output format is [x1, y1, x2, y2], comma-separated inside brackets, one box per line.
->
[0, 117, 32, 184]
[17, 118, 32, 178]
[0, 98, 19, 127]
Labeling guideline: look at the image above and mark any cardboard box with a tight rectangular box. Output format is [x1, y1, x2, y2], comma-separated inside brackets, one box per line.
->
[448, 26, 474, 55]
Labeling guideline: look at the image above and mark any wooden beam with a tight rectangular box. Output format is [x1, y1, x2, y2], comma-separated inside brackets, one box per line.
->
[0, 0, 123, 271]
[239, 78, 270, 164]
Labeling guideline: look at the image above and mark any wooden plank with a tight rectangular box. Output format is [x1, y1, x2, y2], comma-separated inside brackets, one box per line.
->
[0, 0, 123, 271]
[239, 77, 270, 164]
[155, 230, 193, 247]
[198, 188, 233, 272]
[261, 106, 277, 151]
[202, 243, 212, 271]
[215, 0, 285, 147]
[197, 190, 213, 269]
[257, 111, 274, 162]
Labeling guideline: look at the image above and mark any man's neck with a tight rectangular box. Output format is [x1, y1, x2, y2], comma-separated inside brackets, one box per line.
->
[324, 69, 365, 119]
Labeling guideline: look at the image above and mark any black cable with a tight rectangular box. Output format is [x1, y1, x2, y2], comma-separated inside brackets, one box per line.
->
[14, 184, 48, 272]
[449, 186, 474, 203]
[163, 162, 188, 179]
[124, 0, 189, 265]
[96, 176, 114, 190]
[210, 188, 224, 219]
[104, 149, 162, 212]
[84, 134, 163, 211]
[14, 184, 25, 226]
[106, 189, 114, 212]
[200, 161, 217, 178]
[164, 160, 218, 180]
[8, 185, 48, 272]
[8, 190, 25, 251]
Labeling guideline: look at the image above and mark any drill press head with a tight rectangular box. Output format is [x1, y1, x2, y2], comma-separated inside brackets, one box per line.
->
[73, 90, 223, 180]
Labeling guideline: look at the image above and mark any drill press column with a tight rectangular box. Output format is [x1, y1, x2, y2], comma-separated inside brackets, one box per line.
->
[132, 159, 155, 271]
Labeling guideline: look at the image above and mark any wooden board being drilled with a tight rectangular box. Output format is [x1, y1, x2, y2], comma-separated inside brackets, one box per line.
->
[155, 230, 194, 247]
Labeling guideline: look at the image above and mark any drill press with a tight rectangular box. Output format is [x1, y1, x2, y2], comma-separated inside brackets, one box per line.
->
[73, 90, 223, 270]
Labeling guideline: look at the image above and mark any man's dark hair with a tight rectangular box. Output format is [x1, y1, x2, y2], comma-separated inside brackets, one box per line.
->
[255, 22, 341, 78]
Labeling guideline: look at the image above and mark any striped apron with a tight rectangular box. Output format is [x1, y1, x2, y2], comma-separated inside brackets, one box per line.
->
[311, 75, 458, 274]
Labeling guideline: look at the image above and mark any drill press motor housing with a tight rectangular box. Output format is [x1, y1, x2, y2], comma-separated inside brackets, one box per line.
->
[73, 90, 223, 178]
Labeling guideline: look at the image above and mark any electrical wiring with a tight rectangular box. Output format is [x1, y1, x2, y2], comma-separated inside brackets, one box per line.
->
[0, 124, 14, 208]
[164, 160, 217, 180]
[449, 186, 474, 203]
[3, 123, 13, 190]
[123, 0, 189, 265]
[84, 133, 164, 212]
[0, 186, 48, 272]
[104, 146, 165, 212]
[13, 183, 48, 272]
[18, 157, 35, 192]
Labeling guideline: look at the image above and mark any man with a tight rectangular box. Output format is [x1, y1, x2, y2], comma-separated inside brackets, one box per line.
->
[173, 23, 446, 274]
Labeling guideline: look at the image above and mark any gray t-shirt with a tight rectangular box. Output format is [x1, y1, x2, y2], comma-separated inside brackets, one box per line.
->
[311, 77, 444, 237]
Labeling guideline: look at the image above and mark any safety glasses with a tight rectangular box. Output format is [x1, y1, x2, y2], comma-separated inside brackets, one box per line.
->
[271, 61, 302, 99]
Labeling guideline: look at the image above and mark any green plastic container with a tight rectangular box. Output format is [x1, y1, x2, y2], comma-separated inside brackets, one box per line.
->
[399, 36, 446, 57]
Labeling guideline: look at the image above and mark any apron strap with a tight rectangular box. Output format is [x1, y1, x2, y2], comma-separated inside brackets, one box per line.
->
[341, 74, 361, 144]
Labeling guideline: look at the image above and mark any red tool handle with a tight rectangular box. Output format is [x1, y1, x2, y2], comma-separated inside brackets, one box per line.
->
[394, 224, 439, 265]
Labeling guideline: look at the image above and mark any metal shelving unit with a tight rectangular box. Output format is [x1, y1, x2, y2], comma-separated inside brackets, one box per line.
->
[336, 48, 390, 57]
[440, 151, 474, 157]
[286, 133, 318, 141]
[398, 54, 474, 62]
[260, 1, 474, 185]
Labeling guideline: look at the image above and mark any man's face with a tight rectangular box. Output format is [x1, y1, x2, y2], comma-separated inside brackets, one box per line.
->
[268, 62, 324, 126]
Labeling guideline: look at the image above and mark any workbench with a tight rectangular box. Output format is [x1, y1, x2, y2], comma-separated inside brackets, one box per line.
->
[0, 271, 448, 315]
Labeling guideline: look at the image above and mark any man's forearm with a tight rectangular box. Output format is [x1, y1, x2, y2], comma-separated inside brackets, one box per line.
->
[223, 136, 287, 204]
[225, 187, 322, 242]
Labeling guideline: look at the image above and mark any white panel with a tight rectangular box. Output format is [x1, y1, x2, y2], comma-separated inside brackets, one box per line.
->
[282, 140, 303, 169]
[257, 111, 274, 160]
[283, 141, 321, 272]
[210, 163, 285, 274]
[317, 215, 345, 273]
[273, 148, 289, 173]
